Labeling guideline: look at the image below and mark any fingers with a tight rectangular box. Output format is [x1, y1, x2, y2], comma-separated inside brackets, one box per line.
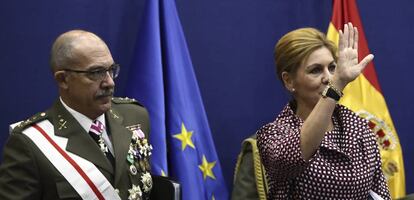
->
[339, 22, 360, 50]
[353, 27, 359, 50]
[348, 23, 354, 49]
[340, 22, 358, 50]
[338, 29, 344, 50]
[343, 23, 349, 48]
[359, 54, 374, 71]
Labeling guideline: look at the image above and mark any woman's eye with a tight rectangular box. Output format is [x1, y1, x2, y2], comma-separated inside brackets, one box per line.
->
[310, 68, 322, 74]
[329, 64, 336, 72]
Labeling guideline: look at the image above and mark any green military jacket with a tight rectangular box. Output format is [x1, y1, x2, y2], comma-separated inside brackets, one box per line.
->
[0, 97, 151, 200]
[231, 135, 268, 200]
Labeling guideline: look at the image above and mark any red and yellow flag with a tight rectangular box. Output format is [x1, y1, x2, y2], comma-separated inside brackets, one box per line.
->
[327, 0, 405, 198]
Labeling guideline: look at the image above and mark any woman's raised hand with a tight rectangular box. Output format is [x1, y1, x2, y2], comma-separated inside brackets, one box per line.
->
[333, 22, 374, 90]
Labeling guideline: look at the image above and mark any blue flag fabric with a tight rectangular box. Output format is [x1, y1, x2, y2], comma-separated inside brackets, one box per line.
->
[125, 0, 229, 199]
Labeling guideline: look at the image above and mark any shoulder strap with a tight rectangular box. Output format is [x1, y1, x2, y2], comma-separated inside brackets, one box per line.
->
[234, 137, 268, 200]
[21, 120, 121, 200]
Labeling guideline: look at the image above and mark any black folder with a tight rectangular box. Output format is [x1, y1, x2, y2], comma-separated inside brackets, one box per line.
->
[150, 175, 181, 200]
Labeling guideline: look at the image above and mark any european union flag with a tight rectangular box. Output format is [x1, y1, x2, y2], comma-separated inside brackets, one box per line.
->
[125, 0, 229, 199]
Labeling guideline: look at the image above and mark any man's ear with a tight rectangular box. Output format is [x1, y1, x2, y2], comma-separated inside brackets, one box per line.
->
[281, 71, 294, 92]
[54, 71, 69, 90]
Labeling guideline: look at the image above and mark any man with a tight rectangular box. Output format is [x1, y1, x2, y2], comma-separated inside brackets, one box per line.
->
[0, 30, 152, 199]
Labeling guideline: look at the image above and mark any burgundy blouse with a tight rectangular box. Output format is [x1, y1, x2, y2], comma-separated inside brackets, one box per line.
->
[256, 103, 391, 199]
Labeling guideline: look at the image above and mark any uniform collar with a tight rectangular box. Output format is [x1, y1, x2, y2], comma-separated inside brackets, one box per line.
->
[59, 97, 106, 133]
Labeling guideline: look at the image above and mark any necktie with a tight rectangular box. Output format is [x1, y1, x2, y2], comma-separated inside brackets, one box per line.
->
[89, 120, 115, 167]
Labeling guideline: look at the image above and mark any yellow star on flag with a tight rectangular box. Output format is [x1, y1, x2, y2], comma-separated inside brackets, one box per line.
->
[161, 170, 167, 177]
[212, 195, 215, 200]
[173, 123, 195, 151]
[198, 155, 216, 180]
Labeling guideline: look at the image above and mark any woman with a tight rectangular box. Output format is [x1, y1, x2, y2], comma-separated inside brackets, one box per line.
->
[256, 23, 390, 199]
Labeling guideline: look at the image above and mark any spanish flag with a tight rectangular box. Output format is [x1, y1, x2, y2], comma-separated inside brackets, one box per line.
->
[326, 0, 405, 198]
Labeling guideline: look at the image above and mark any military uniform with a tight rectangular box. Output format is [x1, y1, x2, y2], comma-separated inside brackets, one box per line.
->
[0, 97, 152, 200]
[232, 135, 268, 200]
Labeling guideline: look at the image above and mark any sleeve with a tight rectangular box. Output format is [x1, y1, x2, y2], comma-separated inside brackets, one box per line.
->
[231, 142, 259, 200]
[0, 132, 41, 200]
[256, 122, 312, 182]
[370, 140, 391, 200]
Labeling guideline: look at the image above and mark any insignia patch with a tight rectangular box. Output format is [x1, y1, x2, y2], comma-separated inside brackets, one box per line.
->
[109, 109, 119, 119]
[58, 116, 68, 130]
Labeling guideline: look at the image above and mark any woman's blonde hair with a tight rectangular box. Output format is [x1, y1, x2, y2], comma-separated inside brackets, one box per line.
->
[274, 28, 337, 81]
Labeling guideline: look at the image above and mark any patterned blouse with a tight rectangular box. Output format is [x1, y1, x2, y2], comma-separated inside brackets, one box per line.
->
[256, 102, 391, 199]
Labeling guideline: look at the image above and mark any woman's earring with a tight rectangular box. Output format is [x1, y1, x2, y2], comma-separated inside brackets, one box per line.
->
[291, 88, 295, 92]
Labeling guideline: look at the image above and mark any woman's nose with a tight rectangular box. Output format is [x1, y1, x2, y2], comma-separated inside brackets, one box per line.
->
[321, 69, 332, 84]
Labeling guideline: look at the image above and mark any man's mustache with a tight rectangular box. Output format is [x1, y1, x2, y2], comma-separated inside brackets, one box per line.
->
[96, 89, 114, 98]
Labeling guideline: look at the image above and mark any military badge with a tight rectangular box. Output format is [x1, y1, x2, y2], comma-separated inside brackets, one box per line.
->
[126, 124, 153, 199]
[141, 172, 152, 193]
[128, 184, 142, 200]
[126, 124, 145, 139]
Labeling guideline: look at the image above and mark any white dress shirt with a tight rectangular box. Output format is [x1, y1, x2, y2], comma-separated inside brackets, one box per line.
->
[60, 97, 114, 156]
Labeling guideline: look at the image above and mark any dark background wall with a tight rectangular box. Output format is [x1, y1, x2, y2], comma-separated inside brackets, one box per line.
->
[1, 0, 412, 194]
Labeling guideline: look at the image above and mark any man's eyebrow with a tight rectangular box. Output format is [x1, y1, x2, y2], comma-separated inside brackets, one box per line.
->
[86, 65, 107, 71]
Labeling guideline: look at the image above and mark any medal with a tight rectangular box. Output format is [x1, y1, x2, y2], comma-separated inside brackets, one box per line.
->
[128, 184, 142, 200]
[141, 172, 152, 192]
[127, 146, 135, 164]
[139, 160, 146, 171]
[130, 165, 138, 175]
[98, 137, 108, 154]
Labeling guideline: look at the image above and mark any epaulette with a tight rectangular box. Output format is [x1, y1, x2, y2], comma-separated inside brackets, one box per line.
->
[111, 97, 143, 106]
[11, 112, 48, 133]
